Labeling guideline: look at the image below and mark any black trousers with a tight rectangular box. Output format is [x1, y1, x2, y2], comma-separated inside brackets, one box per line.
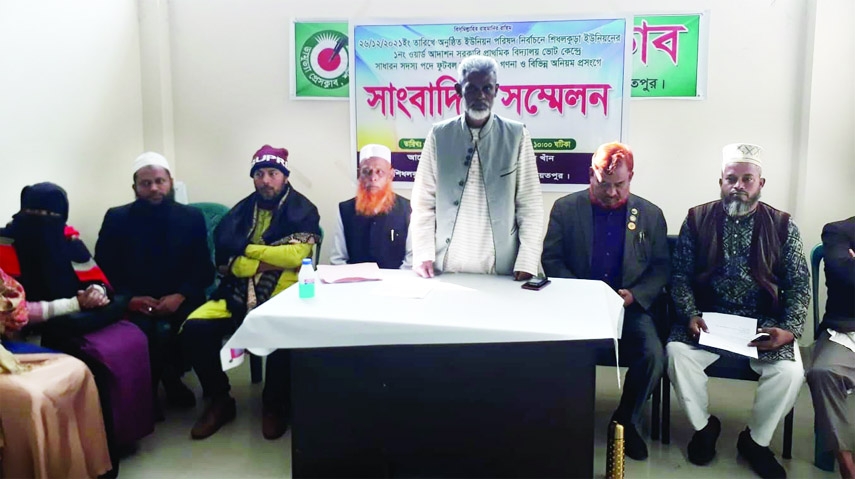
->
[128, 300, 201, 392]
[612, 305, 666, 429]
[182, 317, 291, 410]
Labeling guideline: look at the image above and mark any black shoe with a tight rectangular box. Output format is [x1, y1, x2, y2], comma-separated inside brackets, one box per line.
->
[687, 415, 721, 465]
[164, 379, 197, 409]
[737, 428, 787, 479]
[623, 423, 649, 461]
[262, 404, 290, 440]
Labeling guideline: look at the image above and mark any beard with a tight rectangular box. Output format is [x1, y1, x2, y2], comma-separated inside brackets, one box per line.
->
[355, 181, 396, 216]
[463, 97, 491, 121]
[136, 187, 175, 206]
[722, 190, 761, 217]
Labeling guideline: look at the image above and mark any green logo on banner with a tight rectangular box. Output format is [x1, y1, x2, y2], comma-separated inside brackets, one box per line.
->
[299, 30, 349, 90]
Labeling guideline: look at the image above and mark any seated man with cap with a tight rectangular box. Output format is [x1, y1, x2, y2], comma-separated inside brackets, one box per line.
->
[182, 145, 321, 441]
[330, 144, 412, 269]
[95, 152, 214, 418]
[667, 143, 809, 479]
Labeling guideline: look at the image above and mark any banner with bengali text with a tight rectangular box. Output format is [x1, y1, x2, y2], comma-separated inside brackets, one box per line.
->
[350, 18, 632, 188]
[631, 14, 706, 98]
[291, 21, 350, 99]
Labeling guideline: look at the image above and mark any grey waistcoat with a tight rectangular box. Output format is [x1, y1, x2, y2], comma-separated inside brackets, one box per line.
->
[432, 114, 524, 275]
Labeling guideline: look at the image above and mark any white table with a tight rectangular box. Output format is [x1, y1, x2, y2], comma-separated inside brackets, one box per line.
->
[224, 270, 623, 354]
[222, 270, 624, 478]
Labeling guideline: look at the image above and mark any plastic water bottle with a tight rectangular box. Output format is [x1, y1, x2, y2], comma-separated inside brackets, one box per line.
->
[298, 258, 316, 298]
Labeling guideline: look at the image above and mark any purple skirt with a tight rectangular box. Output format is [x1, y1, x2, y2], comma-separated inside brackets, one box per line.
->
[75, 320, 154, 446]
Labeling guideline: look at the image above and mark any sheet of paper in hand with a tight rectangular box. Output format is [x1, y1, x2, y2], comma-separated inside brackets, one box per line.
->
[698, 312, 760, 359]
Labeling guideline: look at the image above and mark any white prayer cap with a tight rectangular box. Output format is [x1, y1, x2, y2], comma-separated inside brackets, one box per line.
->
[133, 152, 171, 176]
[721, 143, 763, 171]
[359, 144, 392, 164]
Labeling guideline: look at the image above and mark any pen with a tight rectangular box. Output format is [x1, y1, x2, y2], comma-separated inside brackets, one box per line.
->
[391, 229, 394, 242]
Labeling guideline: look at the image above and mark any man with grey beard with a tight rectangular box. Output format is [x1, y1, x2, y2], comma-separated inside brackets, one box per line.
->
[410, 55, 543, 281]
[666, 143, 809, 479]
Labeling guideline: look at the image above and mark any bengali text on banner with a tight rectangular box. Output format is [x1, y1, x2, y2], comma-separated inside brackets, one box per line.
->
[350, 18, 632, 189]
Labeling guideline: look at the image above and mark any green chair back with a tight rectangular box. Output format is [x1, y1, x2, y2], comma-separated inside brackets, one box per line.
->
[189, 202, 231, 298]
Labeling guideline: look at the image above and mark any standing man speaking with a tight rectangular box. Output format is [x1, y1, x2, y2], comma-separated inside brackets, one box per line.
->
[410, 55, 543, 280]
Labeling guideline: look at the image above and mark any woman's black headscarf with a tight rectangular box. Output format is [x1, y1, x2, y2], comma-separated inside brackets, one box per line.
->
[2, 183, 80, 301]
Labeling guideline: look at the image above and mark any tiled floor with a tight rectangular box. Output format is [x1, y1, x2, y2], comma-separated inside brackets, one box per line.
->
[121, 347, 839, 478]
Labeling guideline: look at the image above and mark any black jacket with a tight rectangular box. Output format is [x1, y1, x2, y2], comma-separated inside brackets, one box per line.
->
[95, 199, 214, 306]
[821, 216, 855, 332]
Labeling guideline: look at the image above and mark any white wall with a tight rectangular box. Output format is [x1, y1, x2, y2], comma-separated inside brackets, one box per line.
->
[0, 0, 145, 247]
[167, 0, 829, 240]
[793, 0, 855, 332]
[1, 0, 850, 332]
[797, 0, 855, 253]
[165, 0, 852, 333]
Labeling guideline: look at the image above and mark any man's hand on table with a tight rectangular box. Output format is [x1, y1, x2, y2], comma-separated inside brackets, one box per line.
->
[414, 261, 435, 278]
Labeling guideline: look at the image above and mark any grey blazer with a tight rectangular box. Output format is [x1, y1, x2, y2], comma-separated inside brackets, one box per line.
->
[542, 191, 670, 312]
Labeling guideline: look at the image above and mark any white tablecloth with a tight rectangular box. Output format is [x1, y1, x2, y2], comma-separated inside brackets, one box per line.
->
[222, 270, 624, 370]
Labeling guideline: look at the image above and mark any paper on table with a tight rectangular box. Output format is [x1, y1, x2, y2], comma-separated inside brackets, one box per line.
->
[698, 312, 760, 359]
[317, 263, 382, 283]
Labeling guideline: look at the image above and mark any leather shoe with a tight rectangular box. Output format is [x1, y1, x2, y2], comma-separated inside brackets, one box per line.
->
[262, 405, 289, 440]
[191, 395, 236, 440]
[688, 415, 721, 465]
[737, 428, 787, 479]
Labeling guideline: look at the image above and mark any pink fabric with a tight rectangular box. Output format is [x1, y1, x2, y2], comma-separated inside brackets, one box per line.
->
[0, 353, 112, 478]
[0, 267, 28, 332]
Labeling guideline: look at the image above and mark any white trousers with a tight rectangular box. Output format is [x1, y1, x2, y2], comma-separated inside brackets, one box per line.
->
[667, 341, 804, 447]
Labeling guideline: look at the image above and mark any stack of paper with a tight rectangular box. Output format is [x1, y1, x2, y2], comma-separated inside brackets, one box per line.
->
[317, 263, 382, 283]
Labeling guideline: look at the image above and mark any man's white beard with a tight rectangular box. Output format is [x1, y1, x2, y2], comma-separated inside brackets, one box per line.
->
[463, 98, 491, 121]
[466, 108, 490, 121]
